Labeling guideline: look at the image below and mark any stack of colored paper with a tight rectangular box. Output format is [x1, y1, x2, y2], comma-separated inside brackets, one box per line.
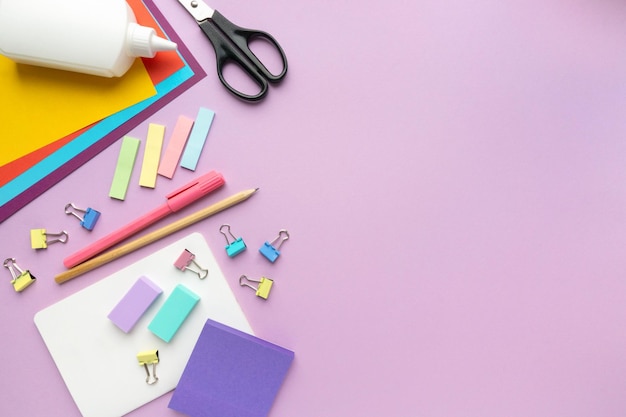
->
[0, 0, 206, 223]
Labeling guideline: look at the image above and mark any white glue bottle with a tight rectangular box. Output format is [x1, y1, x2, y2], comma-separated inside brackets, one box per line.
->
[0, 0, 177, 77]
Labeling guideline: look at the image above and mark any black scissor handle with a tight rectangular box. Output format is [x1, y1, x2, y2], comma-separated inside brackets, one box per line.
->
[200, 18, 268, 102]
[198, 11, 288, 102]
[211, 10, 288, 82]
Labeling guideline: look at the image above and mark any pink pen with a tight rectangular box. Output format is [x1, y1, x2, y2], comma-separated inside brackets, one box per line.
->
[63, 171, 225, 268]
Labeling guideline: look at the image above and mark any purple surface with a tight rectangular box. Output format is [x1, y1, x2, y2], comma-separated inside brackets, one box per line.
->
[5, 0, 626, 416]
[168, 318, 294, 417]
[108, 276, 162, 333]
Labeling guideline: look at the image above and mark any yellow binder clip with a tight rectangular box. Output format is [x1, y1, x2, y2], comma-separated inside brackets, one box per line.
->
[3, 258, 36, 292]
[239, 275, 274, 300]
[30, 229, 69, 249]
[137, 349, 159, 385]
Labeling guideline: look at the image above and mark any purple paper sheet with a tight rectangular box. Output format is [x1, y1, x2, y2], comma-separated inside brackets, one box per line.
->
[0, 0, 206, 223]
[169, 318, 295, 417]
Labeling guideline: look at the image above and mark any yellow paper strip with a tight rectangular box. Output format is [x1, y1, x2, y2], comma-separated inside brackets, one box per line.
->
[139, 123, 165, 188]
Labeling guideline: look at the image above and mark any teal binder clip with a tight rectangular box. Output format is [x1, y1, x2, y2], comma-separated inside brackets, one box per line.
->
[259, 229, 290, 263]
[219, 224, 246, 257]
[65, 202, 101, 231]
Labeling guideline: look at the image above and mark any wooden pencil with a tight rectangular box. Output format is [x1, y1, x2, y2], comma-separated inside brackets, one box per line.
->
[55, 188, 258, 284]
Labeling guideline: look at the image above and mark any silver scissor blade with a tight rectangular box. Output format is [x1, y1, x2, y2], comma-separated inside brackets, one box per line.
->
[177, 0, 215, 22]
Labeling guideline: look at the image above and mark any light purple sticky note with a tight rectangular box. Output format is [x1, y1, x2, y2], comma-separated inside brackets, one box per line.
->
[168, 318, 294, 417]
[107, 276, 162, 333]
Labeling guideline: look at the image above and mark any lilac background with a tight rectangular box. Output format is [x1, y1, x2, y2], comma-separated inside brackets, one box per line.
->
[2, 0, 626, 416]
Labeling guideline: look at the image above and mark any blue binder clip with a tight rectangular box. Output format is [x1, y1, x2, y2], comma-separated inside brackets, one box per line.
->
[259, 229, 290, 263]
[65, 202, 101, 231]
[219, 224, 246, 257]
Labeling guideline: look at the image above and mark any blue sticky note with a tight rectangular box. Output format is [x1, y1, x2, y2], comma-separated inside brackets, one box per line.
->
[180, 107, 215, 171]
[148, 284, 199, 342]
[168, 318, 294, 417]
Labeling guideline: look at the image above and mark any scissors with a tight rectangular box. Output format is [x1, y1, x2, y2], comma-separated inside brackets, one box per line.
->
[177, 0, 288, 102]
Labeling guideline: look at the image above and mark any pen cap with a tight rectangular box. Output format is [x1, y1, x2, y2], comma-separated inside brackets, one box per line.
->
[0, 0, 177, 77]
[166, 171, 226, 212]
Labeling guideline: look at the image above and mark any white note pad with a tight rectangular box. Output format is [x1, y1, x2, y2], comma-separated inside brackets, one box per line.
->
[34, 233, 252, 417]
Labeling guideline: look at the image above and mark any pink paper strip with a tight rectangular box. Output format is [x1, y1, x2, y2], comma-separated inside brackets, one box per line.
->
[158, 115, 194, 179]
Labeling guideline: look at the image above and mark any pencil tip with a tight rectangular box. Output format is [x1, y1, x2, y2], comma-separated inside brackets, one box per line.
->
[254, 188, 260, 192]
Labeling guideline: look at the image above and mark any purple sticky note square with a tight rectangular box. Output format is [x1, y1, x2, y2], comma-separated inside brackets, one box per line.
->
[168, 318, 294, 417]
[107, 276, 162, 333]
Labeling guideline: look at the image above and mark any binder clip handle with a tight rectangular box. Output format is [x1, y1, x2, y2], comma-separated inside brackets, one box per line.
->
[47, 230, 69, 245]
[137, 349, 159, 385]
[269, 229, 290, 250]
[219, 224, 237, 245]
[65, 202, 86, 220]
[143, 363, 158, 385]
[3, 257, 24, 279]
[239, 274, 258, 291]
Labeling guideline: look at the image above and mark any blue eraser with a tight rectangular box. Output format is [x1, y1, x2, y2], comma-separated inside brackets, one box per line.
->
[148, 284, 200, 342]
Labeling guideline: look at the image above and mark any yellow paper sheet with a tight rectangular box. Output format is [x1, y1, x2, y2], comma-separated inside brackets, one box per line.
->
[0, 55, 156, 167]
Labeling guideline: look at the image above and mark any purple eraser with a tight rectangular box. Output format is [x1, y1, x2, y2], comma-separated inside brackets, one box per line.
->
[107, 276, 162, 333]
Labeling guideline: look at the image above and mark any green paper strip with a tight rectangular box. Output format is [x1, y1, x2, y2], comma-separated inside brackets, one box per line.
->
[109, 136, 141, 200]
